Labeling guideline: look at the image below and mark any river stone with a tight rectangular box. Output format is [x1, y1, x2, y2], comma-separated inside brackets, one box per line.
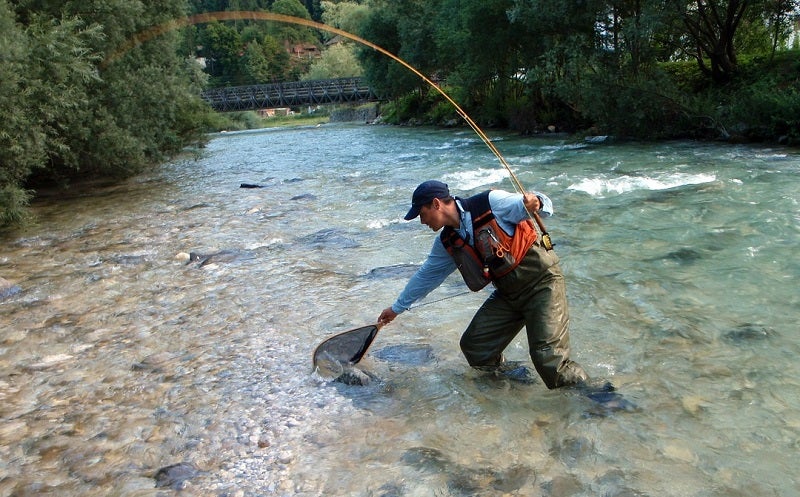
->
[187, 250, 253, 267]
[334, 367, 375, 386]
[724, 323, 775, 343]
[372, 344, 435, 365]
[298, 228, 361, 249]
[0, 277, 21, 300]
[154, 462, 203, 489]
[290, 193, 317, 200]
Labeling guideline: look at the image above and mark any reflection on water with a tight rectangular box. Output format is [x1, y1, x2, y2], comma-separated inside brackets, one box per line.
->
[1, 125, 799, 496]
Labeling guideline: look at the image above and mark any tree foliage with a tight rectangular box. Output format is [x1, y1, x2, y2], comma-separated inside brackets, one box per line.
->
[301, 42, 362, 80]
[354, 0, 799, 140]
[0, 0, 214, 227]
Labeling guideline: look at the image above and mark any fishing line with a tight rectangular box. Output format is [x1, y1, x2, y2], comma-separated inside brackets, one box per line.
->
[407, 291, 472, 310]
[106, 11, 554, 245]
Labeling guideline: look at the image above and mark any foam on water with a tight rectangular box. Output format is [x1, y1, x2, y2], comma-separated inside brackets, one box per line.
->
[442, 167, 511, 191]
[567, 172, 717, 196]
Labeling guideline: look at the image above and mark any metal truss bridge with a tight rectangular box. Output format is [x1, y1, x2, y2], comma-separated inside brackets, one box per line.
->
[200, 77, 379, 112]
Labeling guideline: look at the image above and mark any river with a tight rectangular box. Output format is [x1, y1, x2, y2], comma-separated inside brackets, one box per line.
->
[1, 124, 798, 496]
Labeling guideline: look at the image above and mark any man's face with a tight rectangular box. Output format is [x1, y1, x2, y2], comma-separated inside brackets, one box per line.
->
[418, 200, 445, 231]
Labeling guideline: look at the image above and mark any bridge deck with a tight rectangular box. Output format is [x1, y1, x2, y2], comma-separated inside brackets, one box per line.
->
[200, 77, 378, 112]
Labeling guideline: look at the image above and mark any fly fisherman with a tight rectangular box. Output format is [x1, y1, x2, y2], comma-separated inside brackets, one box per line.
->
[378, 180, 590, 389]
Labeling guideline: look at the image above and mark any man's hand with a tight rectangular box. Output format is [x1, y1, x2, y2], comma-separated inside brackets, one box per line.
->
[523, 193, 541, 214]
[378, 307, 398, 326]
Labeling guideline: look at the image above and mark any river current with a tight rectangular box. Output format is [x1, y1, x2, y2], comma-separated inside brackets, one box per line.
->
[1, 124, 798, 496]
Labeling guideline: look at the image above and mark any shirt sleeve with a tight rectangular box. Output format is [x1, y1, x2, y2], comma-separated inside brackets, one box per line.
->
[488, 189, 554, 234]
[391, 236, 457, 314]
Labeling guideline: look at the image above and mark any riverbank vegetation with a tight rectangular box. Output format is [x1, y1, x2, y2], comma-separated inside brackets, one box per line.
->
[1, 0, 799, 227]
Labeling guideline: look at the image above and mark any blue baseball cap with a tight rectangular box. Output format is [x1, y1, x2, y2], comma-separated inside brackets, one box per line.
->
[404, 180, 450, 220]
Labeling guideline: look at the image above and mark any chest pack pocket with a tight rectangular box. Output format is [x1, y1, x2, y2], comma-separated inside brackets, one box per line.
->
[475, 226, 516, 277]
[446, 233, 491, 291]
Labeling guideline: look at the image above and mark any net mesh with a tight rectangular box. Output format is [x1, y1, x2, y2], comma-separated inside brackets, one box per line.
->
[312, 325, 379, 377]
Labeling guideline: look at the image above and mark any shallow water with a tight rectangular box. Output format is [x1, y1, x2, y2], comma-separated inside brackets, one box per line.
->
[1, 124, 799, 496]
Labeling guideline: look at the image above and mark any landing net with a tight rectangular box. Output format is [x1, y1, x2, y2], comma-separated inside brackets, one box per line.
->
[312, 325, 379, 377]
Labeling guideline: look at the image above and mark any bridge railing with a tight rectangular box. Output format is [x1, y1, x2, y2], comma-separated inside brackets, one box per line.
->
[200, 77, 379, 111]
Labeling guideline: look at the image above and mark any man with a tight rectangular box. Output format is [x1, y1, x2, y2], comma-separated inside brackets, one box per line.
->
[377, 180, 589, 389]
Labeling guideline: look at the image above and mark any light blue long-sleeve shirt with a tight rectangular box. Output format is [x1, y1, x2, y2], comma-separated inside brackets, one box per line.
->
[391, 190, 553, 314]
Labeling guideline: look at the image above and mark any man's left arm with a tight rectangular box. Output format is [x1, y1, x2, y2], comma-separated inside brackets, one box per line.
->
[489, 190, 553, 226]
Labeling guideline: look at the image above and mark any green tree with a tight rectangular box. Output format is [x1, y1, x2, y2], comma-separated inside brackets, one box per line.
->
[357, 0, 437, 100]
[435, 0, 526, 124]
[244, 36, 291, 82]
[320, 0, 369, 41]
[0, 0, 41, 224]
[199, 21, 246, 85]
[301, 42, 362, 79]
[1, 0, 213, 226]
[269, 0, 317, 44]
[677, 0, 754, 83]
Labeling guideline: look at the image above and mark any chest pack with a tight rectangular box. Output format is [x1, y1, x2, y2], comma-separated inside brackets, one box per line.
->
[441, 191, 538, 291]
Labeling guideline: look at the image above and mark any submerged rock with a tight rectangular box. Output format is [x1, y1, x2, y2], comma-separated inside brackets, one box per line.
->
[578, 381, 639, 417]
[0, 277, 21, 301]
[334, 367, 375, 386]
[363, 264, 420, 280]
[298, 228, 361, 249]
[401, 446, 535, 494]
[724, 323, 775, 343]
[186, 250, 254, 268]
[154, 462, 203, 490]
[290, 193, 317, 201]
[373, 344, 435, 366]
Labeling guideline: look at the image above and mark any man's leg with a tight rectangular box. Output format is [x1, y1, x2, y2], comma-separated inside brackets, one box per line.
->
[523, 266, 588, 389]
[460, 292, 524, 367]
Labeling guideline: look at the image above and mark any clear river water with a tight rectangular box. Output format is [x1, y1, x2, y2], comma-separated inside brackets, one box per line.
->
[1, 124, 798, 497]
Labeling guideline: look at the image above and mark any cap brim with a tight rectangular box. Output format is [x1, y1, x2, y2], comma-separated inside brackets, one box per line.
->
[404, 205, 421, 220]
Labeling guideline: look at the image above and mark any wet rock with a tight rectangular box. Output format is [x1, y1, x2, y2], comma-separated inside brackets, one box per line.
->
[187, 250, 253, 268]
[334, 367, 375, 386]
[290, 193, 317, 201]
[550, 436, 594, 465]
[401, 447, 535, 494]
[400, 447, 452, 472]
[662, 247, 703, 264]
[154, 462, 203, 490]
[473, 361, 538, 386]
[542, 474, 585, 496]
[579, 381, 639, 417]
[298, 228, 361, 249]
[724, 323, 775, 343]
[182, 202, 213, 211]
[377, 482, 404, 497]
[0, 277, 21, 300]
[495, 361, 538, 384]
[490, 464, 535, 492]
[373, 344, 435, 366]
[132, 352, 176, 373]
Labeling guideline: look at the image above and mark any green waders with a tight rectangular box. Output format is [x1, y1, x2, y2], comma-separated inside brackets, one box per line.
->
[459, 242, 589, 389]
